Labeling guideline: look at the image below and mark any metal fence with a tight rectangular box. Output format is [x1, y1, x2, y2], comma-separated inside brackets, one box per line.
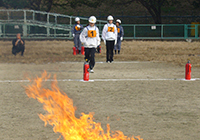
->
[0, 9, 200, 40]
[0, 9, 106, 39]
[121, 24, 200, 39]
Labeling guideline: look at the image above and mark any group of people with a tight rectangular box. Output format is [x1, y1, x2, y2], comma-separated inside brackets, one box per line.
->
[72, 15, 124, 73]
[11, 15, 124, 74]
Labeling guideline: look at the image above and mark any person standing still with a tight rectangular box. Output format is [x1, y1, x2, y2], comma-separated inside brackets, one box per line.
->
[12, 33, 25, 56]
[71, 17, 83, 54]
[80, 16, 100, 73]
[115, 19, 124, 54]
[102, 15, 117, 63]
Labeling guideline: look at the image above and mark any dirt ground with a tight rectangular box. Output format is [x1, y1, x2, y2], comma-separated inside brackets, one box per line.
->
[0, 41, 200, 140]
[0, 40, 200, 66]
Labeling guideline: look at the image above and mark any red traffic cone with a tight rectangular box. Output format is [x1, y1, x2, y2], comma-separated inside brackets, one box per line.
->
[81, 46, 85, 55]
[76, 48, 79, 54]
[73, 47, 76, 55]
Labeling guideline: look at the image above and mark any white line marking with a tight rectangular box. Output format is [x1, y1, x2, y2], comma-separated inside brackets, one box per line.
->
[0, 78, 199, 83]
[58, 61, 155, 64]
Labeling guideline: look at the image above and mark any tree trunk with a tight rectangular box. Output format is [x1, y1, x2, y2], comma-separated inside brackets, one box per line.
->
[45, 0, 53, 12]
[138, 0, 163, 24]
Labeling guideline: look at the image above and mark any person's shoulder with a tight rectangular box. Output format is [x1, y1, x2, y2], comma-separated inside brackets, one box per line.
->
[84, 25, 90, 29]
[95, 26, 99, 31]
[103, 24, 107, 27]
[82, 26, 88, 32]
[103, 24, 107, 29]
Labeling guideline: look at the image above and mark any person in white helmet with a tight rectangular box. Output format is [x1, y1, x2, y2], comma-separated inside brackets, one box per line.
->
[115, 19, 124, 54]
[102, 15, 117, 63]
[80, 16, 100, 73]
[71, 17, 83, 54]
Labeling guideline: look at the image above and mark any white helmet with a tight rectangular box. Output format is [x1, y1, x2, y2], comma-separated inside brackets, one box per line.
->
[116, 19, 121, 24]
[107, 15, 114, 21]
[75, 17, 80, 22]
[89, 16, 96, 23]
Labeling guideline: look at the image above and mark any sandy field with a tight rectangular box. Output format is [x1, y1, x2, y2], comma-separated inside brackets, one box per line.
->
[0, 40, 200, 140]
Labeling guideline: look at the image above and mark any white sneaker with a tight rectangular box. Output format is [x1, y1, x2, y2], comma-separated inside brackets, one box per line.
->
[89, 69, 94, 73]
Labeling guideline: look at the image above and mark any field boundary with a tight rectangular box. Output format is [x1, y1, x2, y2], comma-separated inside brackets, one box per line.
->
[0, 78, 199, 83]
[58, 61, 159, 64]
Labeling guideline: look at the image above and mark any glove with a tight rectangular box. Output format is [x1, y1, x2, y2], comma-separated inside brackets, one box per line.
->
[72, 34, 75, 37]
[84, 42, 89, 47]
[97, 40, 100, 46]
[104, 40, 106, 45]
[114, 39, 117, 45]
[77, 24, 80, 28]
[77, 25, 80, 28]
[120, 37, 123, 41]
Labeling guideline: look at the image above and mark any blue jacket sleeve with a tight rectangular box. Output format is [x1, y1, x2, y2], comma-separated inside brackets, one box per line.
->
[80, 24, 83, 30]
[71, 25, 75, 34]
[121, 26, 124, 37]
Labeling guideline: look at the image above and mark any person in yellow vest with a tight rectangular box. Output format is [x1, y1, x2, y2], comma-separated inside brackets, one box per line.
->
[80, 16, 100, 73]
[102, 15, 118, 63]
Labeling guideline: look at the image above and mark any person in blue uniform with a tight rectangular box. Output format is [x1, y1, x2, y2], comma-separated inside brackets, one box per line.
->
[115, 19, 124, 54]
[71, 17, 83, 54]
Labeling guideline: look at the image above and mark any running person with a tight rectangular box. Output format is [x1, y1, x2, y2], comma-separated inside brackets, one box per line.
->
[115, 19, 124, 54]
[71, 17, 83, 54]
[102, 15, 117, 63]
[80, 16, 100, 73]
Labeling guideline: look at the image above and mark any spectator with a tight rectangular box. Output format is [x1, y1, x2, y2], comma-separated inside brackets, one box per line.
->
[12, 33, 25, 56]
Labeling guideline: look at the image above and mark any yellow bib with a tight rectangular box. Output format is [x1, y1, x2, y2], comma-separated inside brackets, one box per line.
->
[75, 26, 81, 31]
[88, 30, 97, 38]
[117, 28, 120, 33]
[108, 27, 115, 32]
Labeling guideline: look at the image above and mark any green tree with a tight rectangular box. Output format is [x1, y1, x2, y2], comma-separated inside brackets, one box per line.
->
[187, 0, 200, 9]
[1, 0, 28, 8]
[1, 0, 54, 12]
[111, 0, 179, 24]
[66, 0, 179, 24]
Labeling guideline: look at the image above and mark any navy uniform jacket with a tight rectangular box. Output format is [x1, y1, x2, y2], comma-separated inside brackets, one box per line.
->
[71, 24, 83, 35]
[12, 38, 25, 48]
[117, 26, 124, 38]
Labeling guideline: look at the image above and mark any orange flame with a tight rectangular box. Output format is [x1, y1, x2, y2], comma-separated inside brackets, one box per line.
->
[25, 71, 143, 140]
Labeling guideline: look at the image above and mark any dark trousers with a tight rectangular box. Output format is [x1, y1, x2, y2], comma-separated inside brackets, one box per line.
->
[106, 40, 115, 62]
[85, 48, 96, 69]
[12, 46, 25, 56]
